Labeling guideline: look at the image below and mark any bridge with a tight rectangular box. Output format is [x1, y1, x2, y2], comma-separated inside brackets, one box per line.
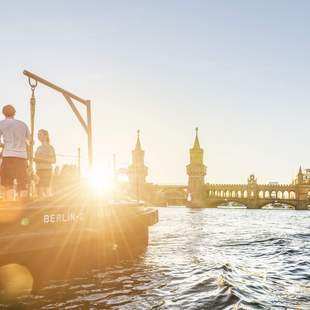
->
[145, 175, 306, 209]
[151, 184, 187, 206]
[204, 175, 300, 209]
[124, 129, 310, 210]
[185, 128, 310, 210]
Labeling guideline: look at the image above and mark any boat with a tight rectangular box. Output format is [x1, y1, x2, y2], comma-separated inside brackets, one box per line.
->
[0, 71, 159, 295]
[0, 189, 158, 288]
[217, 202, 247, 209]
[262, 202, 295, 210]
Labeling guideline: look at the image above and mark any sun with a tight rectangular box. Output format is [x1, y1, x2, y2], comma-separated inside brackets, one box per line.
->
[86, 166, 114, 195]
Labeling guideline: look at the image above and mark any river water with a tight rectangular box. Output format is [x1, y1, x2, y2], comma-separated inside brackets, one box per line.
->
[14, 208, 310, 309]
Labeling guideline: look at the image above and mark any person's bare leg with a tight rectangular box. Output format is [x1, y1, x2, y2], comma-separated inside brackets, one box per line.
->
[4, 187, 15, 201]
[0, 185, 5, 199]
[17, 182, 29, 201]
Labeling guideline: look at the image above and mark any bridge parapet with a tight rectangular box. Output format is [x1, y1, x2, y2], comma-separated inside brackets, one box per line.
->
[207, 183, 246, 187]
[257, 184, 295, 188]
[206, 183, 295, 188]
[206, 183, 297, 194]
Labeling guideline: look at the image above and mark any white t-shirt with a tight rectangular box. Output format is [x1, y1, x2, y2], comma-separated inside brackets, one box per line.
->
[0, 118, 30, 159]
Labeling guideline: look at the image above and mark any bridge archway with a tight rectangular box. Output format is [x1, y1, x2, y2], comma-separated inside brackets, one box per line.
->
[289, 191, 296, 199]
[283, 191, 289, 199]
[258, 201, 297, 209]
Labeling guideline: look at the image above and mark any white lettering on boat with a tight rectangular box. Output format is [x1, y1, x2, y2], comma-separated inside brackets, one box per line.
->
[43, 212, 84, 224]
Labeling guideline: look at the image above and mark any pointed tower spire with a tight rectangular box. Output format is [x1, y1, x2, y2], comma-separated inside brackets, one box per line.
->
[297, 165, 304, 184]
[135, 129, 142, 150]
[193, 127, 201, 149]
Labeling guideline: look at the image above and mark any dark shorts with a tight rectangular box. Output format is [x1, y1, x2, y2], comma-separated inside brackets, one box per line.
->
[1, 157, 28, 190]
[37, 169, 52, 187]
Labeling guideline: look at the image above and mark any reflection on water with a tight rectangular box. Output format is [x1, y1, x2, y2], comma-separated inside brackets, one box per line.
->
[8, 208, 310, 309]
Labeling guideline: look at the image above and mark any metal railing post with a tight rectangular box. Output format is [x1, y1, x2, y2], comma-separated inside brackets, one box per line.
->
[86, 100, 93, 169]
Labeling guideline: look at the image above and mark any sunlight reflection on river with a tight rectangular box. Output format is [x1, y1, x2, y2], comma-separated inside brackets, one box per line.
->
[15, 208, 310, 309]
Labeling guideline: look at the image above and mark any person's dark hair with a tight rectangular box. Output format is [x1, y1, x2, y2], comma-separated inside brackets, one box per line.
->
[39, 129, 50, 143]
[2, 105, 16, 118]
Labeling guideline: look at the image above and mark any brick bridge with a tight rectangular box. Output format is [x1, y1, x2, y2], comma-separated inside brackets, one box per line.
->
[124, 129, 310, 210]
[204, 175, 302, 209]
[185, 129, 310, 210]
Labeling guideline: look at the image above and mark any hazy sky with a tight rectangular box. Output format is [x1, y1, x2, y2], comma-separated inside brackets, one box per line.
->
[1, 0, 310, 184]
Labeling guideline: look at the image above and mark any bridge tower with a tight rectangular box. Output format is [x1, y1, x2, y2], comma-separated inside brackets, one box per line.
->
[127, 130, 148, 200]
[295, 166, 310, 209]
[186, 128, 207, 200]
[247, 174, 258, 203]
[297, 166, 303, 185]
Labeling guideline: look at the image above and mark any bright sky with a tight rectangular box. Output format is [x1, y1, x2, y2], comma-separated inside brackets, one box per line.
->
[1, 1, 310, 185]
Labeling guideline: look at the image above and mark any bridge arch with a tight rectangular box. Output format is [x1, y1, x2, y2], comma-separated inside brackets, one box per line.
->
[289, 191, 296, 200]
[283, 191, 289, 199]
[258, 200, 297, 209]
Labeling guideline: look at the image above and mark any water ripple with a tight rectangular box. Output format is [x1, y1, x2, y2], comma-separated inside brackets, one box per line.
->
[5, 208, 310, 309]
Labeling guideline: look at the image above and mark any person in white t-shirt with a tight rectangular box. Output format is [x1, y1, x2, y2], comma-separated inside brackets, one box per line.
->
[0, 105, 30, 200]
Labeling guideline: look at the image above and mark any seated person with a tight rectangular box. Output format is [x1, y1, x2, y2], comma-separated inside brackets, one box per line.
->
[34, 129, 56, 197]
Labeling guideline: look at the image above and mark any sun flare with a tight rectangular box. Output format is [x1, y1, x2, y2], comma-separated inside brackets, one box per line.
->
[86, 167, 114, 195]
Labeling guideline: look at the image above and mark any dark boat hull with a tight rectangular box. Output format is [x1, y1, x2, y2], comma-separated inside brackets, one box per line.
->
[0, 199, 158, 287]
